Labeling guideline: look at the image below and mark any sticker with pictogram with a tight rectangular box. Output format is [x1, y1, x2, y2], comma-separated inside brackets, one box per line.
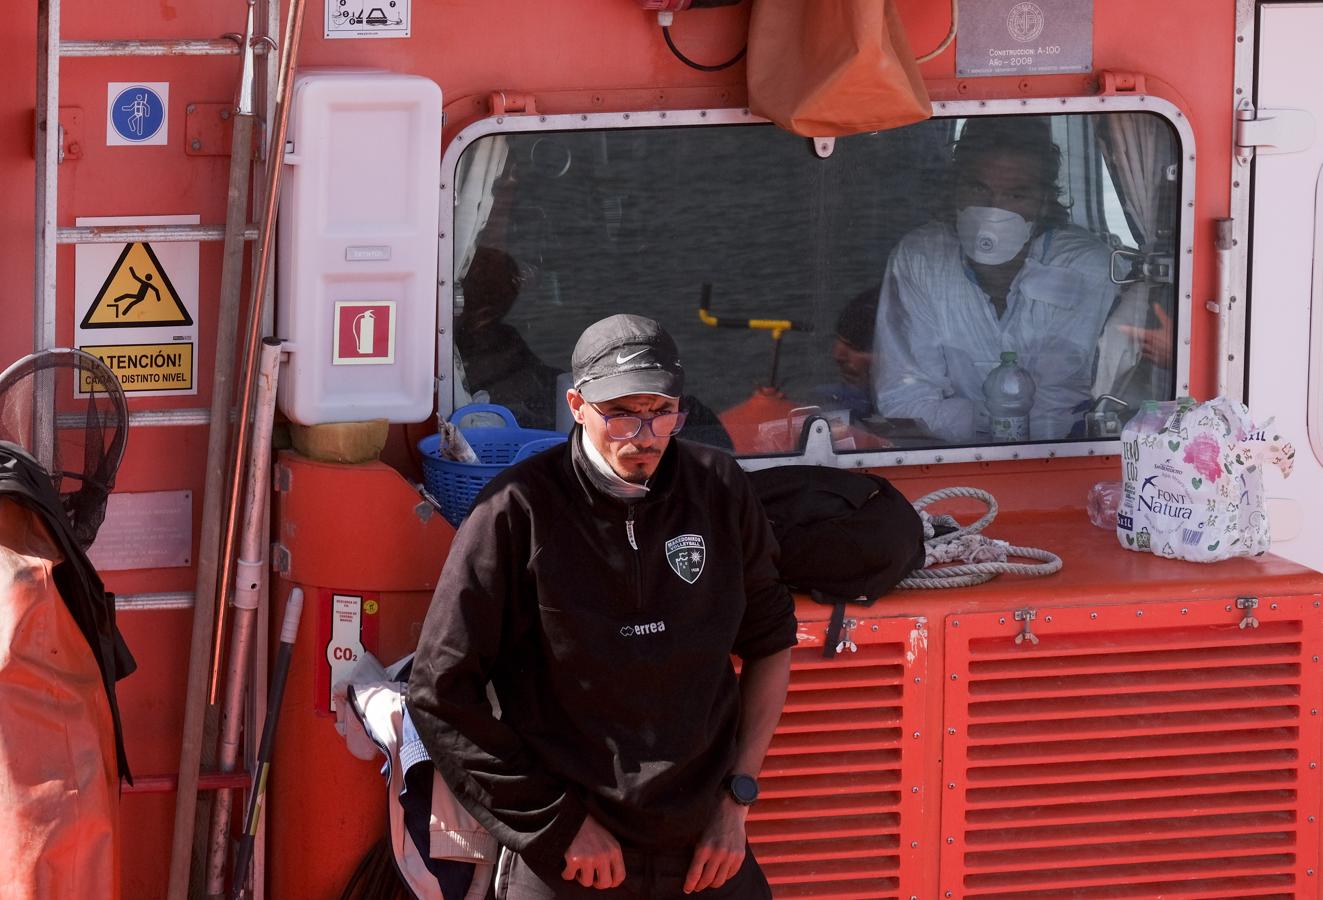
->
[74, 215, 200, 398]
[332, 301, 396, 365]
[107, 82, 169, 146]
[81, 242, 192, 328]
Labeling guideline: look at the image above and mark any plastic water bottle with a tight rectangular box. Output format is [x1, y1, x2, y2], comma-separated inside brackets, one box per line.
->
[1087, 480, 1123, 529]
[1116, 400, 1164, 548]
[982, 351, 1036, 442]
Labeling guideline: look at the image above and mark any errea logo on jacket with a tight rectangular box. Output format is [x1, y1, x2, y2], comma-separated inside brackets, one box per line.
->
[620, 621, 666, 637]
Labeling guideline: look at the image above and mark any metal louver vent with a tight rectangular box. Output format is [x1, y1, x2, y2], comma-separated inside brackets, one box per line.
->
[752, 619, 929, 900]
[941, 598, 1323, 900]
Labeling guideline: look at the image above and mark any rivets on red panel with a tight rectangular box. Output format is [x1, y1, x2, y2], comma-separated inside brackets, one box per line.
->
[1311, 762, 1318, 769]
[1090, 612, 1098, 620]
[911, 786, 920, 793]
[1270, 602, 1278, 610]
[952, 620, 960, 628]
[915, 677, 922, 684]
[999, 617, 1006, 624]
[1309, 816, 1317, 823]
[913, 731, 921, 739]
[1312, 710, 1318, 716]
[910, 842, 918, 850]
[1136, 610, 1144, 617]
[951, 674, 959, 681]
[1044, 615, 1052, 623]
[948, 782, 956, 789]
[872, 624, 879, 631]
[1181, 608, 1189, 615]
[1226, 604, 1233, 612]
[946, 837, 955, 844]
[948, 727, 957, 735]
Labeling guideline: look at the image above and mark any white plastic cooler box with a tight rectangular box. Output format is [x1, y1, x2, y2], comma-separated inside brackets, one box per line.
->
[277, 71, 443, 424]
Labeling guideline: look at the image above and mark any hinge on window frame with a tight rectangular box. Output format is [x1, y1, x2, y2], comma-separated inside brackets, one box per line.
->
[1098, 70, 1147, 95]
[488, 91, 537, 116]
[1234, 101, 1316, 164]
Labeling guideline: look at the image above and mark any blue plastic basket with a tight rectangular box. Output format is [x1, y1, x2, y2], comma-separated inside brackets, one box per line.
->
[419, 404, 567, 526]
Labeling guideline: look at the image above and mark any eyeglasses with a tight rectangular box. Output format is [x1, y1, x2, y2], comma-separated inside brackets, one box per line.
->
[589, 403, 688, 440]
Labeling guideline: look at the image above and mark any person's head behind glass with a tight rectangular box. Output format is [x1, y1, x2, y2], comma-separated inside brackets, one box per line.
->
[832, 287, 880, 390]
[950, 117, 1070, 268]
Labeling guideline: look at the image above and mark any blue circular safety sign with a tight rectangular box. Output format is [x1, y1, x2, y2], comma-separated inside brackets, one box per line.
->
[110, 85, 165, 143]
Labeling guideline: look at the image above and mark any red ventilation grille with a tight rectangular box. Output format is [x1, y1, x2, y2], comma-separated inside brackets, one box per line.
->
[752, 617, 930, 899]
[940, 597, 1323, 899]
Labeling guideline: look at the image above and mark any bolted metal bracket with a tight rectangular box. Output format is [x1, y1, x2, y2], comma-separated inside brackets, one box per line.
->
[57, 107, 84, 163]
[835, 617, 858, 655]
[1236, 596, 1260, 629]
[1013, 608, 1039, 646]
[271, 543, 291, 576]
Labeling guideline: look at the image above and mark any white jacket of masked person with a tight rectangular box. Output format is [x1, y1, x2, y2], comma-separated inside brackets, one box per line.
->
[872, 208, 1115, 444]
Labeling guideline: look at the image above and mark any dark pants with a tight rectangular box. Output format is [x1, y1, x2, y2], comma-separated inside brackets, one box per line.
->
[494, 845, 772, 900]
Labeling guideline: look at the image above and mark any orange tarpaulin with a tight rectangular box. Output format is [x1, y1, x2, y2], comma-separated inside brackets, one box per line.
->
[746, 0, 932, 138]
[0, 497, 119, 900]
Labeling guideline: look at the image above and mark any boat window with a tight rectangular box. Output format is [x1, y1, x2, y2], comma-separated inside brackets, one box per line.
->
[446, 110, 1184, 462]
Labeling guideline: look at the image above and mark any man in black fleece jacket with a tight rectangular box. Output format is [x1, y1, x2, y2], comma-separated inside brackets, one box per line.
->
[408, 315, 796, 899]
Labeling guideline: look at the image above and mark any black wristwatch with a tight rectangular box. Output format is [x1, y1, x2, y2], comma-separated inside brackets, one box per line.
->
[725, 773, 759, 806]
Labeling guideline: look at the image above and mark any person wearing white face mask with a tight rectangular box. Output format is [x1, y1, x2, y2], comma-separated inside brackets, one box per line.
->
[871, 116, 1116, 444]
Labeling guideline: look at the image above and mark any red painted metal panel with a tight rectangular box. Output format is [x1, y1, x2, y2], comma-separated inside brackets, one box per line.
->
[753, 613, 931, 900]
[940, 597, 1323, 899]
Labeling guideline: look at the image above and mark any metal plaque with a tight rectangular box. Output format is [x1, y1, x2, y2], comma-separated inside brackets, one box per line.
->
[87, 490, 193, 572]
[956, 0, 1093, 78]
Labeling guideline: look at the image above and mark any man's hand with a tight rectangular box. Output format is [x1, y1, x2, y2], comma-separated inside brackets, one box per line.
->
[1119, 301, 1174, 369]
[562, 814, 626, 889]
[684, 797, 749, 893]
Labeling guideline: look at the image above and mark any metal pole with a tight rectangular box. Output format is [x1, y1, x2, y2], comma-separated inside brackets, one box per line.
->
[57, 224, 259, 244]
[205, 339, 283, 899]
[228, 586, 305, 900]
[32, 0, 60, 469]
[61, 38, 263, 57]
[208, 0, 305, 709]
[205, 0, 260, 710]
[166, 2, 304, 896]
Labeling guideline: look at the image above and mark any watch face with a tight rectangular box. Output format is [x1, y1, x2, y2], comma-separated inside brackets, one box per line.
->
[729, 774, 759, 805]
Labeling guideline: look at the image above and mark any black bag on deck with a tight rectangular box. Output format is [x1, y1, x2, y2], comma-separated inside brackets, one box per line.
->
[749, 465, 926, 656]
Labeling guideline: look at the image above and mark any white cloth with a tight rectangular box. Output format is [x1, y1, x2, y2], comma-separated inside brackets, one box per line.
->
[872, 222, 1116, 443]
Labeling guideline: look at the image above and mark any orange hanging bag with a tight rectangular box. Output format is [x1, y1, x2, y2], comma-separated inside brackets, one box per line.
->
[746, 0, 932, 137]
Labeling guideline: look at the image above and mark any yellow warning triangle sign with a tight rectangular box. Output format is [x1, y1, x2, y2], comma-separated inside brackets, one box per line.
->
[81, 242, 193, 328]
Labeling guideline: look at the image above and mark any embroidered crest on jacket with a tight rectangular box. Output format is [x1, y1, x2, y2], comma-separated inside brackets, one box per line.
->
[664, 534, 706, 584]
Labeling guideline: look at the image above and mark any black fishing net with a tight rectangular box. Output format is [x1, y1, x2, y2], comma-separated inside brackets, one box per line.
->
[0, 348, 128, 548]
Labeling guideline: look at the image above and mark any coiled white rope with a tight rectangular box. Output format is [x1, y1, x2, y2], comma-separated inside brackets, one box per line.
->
[897, 486, 1062, 590]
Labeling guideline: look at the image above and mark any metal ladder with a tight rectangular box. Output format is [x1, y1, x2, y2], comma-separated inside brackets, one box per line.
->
[32, 3, 283, 898]
[33, 0, 278, 433]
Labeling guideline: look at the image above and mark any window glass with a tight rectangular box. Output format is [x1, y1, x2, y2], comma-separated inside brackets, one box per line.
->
[451, 112, 1181, 457]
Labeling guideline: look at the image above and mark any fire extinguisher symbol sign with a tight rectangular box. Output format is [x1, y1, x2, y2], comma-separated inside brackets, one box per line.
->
[333, 300, 396, 364]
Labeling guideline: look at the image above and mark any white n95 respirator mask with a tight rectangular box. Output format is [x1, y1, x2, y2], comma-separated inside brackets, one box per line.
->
[957, 206, 1033, 265]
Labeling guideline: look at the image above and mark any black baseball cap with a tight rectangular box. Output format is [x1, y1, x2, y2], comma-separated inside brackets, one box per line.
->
[571, 314, 684, 402]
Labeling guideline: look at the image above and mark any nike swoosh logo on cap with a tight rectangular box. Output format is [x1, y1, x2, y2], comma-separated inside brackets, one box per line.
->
[616, 348, 648, 364]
